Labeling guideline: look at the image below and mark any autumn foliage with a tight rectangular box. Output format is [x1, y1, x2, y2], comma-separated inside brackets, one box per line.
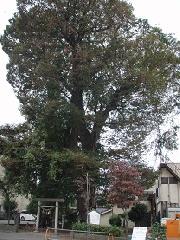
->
[108, 161, 143, 209]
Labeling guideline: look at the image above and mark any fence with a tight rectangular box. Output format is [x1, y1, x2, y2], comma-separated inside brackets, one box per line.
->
[44, 228, 131, 240]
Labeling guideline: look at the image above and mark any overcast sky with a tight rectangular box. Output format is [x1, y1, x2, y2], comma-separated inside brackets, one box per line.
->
[0, 0, 180, 164]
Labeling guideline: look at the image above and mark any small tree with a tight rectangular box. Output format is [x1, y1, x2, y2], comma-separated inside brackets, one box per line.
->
[3, 199, 17, 219]
[0, 177, 16, 224]
[109, 214, 122, 227]
[108, 161, 143, 239]
[128, 203, 148, 226]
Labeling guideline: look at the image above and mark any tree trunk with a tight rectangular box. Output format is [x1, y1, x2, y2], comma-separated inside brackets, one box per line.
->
[7, 199, 10, 225]
[124, 208, 129, 240]
[77, 191, 87, 222]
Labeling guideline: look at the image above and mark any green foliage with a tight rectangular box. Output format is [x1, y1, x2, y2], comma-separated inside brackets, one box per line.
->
[63, 210, 78, 229]
[109, 214, 122, 227]
[26, 199, 38, 214]
[49, 149, 99, 182]
[137, 164, 159, 189]
[1, 0, 180, 222]
[3, 199, 17, 215]
[72, 222, 88, 231]
[151, 222, 166, 240]
[108, 226, 122, 237]
[72, 222, 122, 237]
[1, 0, 179, 160]
[128, 203, 148, 226]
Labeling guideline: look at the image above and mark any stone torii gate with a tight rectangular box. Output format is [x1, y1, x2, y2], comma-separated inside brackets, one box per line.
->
[35, 198, 64, 232]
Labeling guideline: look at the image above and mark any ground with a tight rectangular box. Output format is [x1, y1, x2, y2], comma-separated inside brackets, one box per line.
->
[0, 232, 44, 240]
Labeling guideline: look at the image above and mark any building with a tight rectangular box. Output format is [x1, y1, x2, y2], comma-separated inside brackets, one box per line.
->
[156, 162, 180, 219]
[89, 208, 112, 226]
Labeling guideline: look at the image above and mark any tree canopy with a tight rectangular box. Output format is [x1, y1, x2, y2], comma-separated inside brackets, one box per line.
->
[0, 0, 180, 221]
[108, 161, 143, 209]
[108, 160, 143, 237]
[1, 0, 179, 155]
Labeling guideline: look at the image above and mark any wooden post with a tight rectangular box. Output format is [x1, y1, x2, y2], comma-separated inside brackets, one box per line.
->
[35, 201, 41, 232]
[55, 201, 58, 234]
[108, 234, 114, 240]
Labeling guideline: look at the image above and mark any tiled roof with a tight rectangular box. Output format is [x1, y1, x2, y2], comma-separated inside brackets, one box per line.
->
[160, 163, 180, 180]
[95, 208, 112, 215]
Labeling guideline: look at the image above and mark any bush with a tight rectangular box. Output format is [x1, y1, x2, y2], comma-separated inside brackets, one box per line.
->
[151, 222, 166, 240]
[128, 203, 148, 226]
[72, 222, 88, 231]
[108, 226, 122, 237]
[109, 214, 122, 227]
[72, 222, 122, 237]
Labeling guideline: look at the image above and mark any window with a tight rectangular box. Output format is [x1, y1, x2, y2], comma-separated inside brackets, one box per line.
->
[169, 203, 179, 208]
[161, 177, 168, 184]
[169, 177, 178, 184]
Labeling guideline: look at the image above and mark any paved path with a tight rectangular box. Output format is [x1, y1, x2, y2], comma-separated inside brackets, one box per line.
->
[0, 220, 35, 225]
[0, 232, 44, 240]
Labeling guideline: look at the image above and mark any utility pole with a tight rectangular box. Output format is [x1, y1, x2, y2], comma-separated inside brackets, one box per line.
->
[86, 172, 90, 240]
[86, 172, 90, 224]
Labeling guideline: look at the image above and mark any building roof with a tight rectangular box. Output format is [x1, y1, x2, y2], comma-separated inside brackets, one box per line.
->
[95, 208, 112, 215]
[160, 163, 180, 181]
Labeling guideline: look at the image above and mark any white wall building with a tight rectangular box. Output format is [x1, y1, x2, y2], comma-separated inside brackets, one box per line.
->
[89, 208, 112, 226]
[156, 163, 180, 219]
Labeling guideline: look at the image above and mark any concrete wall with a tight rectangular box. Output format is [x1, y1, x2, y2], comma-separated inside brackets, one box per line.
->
[100, 211, 112, 226]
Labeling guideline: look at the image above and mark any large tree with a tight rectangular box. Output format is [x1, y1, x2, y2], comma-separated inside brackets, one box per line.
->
[1, 0, 179, 153]
[0, 0, 180, 220]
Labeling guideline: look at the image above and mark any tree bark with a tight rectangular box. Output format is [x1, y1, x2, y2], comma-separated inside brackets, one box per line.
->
[124, 208, 129, 240]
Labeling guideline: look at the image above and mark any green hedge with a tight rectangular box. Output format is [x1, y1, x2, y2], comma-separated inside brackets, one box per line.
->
[72, 222, 122, 237]
[151, 222, 166, 240]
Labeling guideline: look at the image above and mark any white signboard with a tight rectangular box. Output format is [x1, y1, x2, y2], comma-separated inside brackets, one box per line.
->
[131, 227, 147, 240]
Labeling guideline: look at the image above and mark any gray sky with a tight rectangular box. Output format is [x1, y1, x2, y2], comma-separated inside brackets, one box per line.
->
[0, 0, 24, 125]
[0, 0, 180, 164]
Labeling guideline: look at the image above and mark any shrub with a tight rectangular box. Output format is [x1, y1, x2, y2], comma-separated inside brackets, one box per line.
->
[151, 222, 166, 240]
[109, 214, 122, 227]
[72, 222, 122, 237]
[72, 222, 88, 231]
[108, 226, 122, 237]
[128, 203, 148, 226]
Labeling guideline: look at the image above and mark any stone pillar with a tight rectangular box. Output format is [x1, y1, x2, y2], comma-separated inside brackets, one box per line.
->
[35, 201, 41, 232]
[55, 201, 58, 234]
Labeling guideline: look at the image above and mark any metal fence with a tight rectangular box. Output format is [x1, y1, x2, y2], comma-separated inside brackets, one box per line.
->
[44, 228, 131, 240]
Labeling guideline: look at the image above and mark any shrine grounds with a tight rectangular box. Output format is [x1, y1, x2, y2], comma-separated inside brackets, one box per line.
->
[0, 231, 44, 240]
